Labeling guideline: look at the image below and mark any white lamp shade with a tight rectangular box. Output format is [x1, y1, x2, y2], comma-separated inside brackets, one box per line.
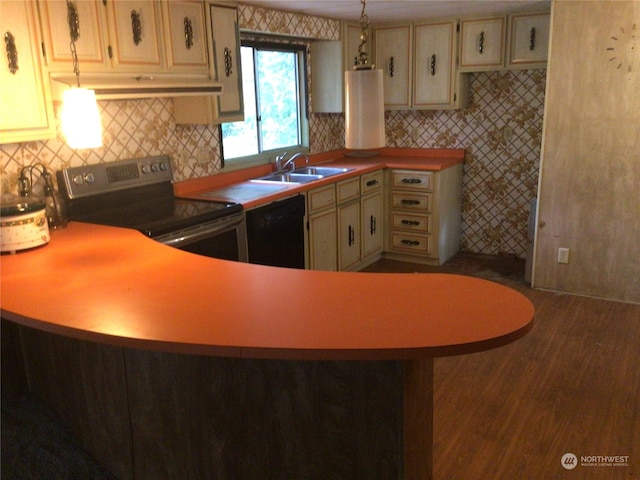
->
[61, 87, 103, 149]
[344, 69, 385, 150]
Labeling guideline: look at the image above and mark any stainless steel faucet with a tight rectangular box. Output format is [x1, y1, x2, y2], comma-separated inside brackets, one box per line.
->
[274, 152, 309, 172]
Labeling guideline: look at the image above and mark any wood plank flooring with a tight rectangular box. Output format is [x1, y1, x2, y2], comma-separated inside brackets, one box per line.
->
[364, 255, 640, 479]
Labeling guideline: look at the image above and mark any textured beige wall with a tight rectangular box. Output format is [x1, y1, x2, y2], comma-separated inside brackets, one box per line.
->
[534, 0, 640, 303]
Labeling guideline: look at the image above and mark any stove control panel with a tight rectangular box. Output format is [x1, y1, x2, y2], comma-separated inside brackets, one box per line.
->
[58, 156, 173, 199]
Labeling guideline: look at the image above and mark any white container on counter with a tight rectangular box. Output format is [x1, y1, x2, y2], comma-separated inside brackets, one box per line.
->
[1, 194, 50, 254]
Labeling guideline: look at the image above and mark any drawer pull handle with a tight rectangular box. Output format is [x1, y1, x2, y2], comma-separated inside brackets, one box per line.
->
[388, 56, 394, 77]
[401, 239, 420, 246]
[401, 199, 420, 205]
[478, 31, 485, 54]
[348, 225, 355, 246]
[224, 47, 233, 76]
[366, 179, 379, 187]
[184, 17, 193, 49]
[401, 178, 422, 184]
[401, 220, 420, 226]
[529, 27, 536, 51]
[370, 215, 376, 235]
[4, 32, 18, 74]
[131, 10, 142, 46]
[430, 54, 436, 75]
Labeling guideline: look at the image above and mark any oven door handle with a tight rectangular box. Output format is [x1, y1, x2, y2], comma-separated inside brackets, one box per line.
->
[155, 214, 245, 248]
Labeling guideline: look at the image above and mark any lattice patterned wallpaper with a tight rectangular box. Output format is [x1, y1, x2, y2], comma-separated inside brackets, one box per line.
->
[0, 3, 544, 258]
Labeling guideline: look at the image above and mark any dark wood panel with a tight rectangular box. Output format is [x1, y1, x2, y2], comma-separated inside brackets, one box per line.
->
[124, 350, 403, 479]
[18, 327, 133, 480]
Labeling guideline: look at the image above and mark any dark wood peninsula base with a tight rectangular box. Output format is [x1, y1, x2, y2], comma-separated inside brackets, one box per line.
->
[11, 325, 424, 480]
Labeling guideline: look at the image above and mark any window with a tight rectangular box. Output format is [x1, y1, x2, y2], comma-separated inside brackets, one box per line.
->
[221, 42, 309, 165]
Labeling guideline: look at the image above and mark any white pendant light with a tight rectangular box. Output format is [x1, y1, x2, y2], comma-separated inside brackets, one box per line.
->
[344, 0, 385, 156]
[61, 0, 102, 149]
[61, 87, 103, 149]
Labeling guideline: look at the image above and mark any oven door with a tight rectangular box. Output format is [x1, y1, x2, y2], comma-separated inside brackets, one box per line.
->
[153, 212, 248, 262]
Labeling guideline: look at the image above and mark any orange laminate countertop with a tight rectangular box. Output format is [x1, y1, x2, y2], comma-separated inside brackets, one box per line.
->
[0, 222, 533, 361]
[174, 148, 466, 209]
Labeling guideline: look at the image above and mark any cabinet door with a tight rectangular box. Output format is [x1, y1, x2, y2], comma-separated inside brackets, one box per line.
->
[162, 0, 209, 74]
[0, 0, 55, 143]
[338, 201, 361, 270]
[209, 4, 243, 121]
[459, 17, 505, 71]
[361, 192, 383, 259]
[374, 25, 412, 108]
[308, 209, 338, 271]
[311, 40, 342, 113]
[507, 12, 549, 68]
[105, 0, 164, 70]
[413, 21, 457, 107]
[38, 0, 109, 71]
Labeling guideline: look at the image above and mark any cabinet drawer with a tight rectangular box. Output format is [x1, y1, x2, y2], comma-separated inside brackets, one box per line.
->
[337, 177, 361, 204]
[392, 213, 431, 233]
[307, 185, 336, 214]
[391, 233, 431, 254]
[391, 170, 433, 191]
[391, 193, 431, 211]
[361, 171, 383, 194]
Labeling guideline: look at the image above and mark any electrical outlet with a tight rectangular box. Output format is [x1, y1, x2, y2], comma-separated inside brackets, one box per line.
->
[557, 247, 570, 264]
[196, 147, 210, 166]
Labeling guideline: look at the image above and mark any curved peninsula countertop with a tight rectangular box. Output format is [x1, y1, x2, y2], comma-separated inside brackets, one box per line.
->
[1, 222, 533, 361]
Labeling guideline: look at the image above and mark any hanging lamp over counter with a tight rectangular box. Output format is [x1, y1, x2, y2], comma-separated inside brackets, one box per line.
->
[60, 0, 102, 149]
[344, 0, 385, 156]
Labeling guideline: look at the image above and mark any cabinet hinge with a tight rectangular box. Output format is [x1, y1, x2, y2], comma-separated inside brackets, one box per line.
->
[108, 45, 113, 59]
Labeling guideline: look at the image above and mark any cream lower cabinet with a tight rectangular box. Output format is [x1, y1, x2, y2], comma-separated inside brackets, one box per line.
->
[0, 0, 56, 143]
[307, 184, 338, 271]
[385, 166, 462, 265]
[306, 170, 383, 271]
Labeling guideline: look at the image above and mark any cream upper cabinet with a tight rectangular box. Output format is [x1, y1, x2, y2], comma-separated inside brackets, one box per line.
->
[174, 3, 243, 124]
[1, 0, 55, 143]
[37, 0, 109, 70]
[208, 3, 242, 120]
[162, 0, 209, 74]
[311, 40, 342, 113]
[459, 17, 505, 71]
[507, 12, 550, 68]
[39, 0, 213, 74]
[105, 0, 164, 70]
[413, 20, 467, 109]
[374, 24, 412, 109]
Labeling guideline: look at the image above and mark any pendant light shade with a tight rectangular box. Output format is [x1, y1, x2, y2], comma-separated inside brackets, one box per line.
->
[61, 87, 103, 149]
[344, 69, 385, 151]
[60, 0, 102, 149]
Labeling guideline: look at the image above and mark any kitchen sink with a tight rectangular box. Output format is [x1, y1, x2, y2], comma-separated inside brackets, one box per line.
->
[293, 166, 353, 177]
[254, 172, 324, 184]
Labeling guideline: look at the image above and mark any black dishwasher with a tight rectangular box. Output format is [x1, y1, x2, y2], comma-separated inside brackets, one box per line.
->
[245, 195, 306, 269]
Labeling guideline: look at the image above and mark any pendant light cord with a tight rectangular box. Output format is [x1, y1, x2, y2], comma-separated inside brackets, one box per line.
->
[67, 0, 81, 87]
[356, 0, 372, 69]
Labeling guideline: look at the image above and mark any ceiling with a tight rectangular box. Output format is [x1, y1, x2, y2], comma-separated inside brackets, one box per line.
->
[241, 0, 551, 23]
